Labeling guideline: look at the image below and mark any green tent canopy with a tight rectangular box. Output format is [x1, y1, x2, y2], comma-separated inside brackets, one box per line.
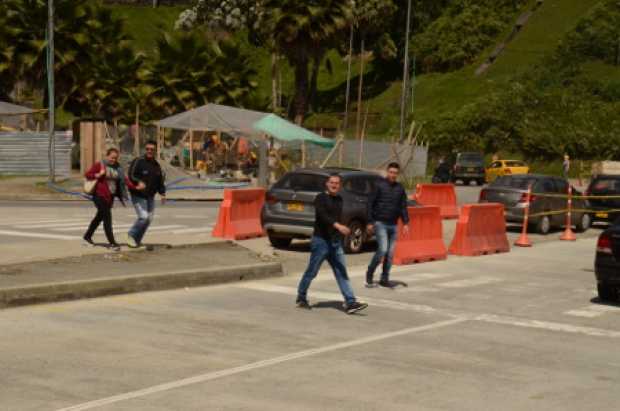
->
[253, 114, 335, 148]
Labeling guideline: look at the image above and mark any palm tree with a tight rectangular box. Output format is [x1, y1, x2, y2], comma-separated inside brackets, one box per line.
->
[264, 0, 352, 124]
[145, 30, 257, 119]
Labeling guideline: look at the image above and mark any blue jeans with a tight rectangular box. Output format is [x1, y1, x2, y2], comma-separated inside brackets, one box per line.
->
[367, 222, 398, 282]
[297, 236, 356, 304]
[129, 196, 155, 244]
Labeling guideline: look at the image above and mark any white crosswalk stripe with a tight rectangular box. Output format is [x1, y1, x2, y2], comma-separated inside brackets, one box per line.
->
[564, 305, 620, 318]
[13, 221, 94, 229]
[0, 230, 80, 241]
[171, 226, 214, 235]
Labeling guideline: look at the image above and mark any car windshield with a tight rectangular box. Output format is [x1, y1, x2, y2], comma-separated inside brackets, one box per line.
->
[459, 153, 483, 162]
[274, 173, 327, 192]
[492, 176, 538, 189]
[591, 178, 620, 192]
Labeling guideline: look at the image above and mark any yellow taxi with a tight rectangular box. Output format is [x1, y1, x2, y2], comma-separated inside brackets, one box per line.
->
[485, 160, 529, 183]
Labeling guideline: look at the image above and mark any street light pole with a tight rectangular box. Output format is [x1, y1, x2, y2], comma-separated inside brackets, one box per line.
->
[399, 0, 412, 143]
[47, 0, 55, 182]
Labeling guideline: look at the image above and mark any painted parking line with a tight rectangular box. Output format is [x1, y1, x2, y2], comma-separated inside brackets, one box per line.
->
[564, 304, 620, 318]
[436, 277, 502, 289]
[0, 230, 80, 241]
[55, 318, 466, 411]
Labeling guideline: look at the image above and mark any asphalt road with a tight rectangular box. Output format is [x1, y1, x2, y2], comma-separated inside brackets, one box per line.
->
[1, 237, 618, 410]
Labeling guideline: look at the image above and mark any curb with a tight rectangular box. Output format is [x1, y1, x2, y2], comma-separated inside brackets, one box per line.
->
[0, 262, 283, 309]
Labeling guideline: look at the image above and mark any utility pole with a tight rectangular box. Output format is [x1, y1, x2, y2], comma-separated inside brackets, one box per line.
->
[47, 0, 55, 182]
[399, 0, 412, 143]
[343, 25, 354, 134]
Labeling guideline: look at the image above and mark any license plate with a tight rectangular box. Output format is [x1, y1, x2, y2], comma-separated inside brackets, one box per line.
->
[468, 167, 475, 172]
[287, 202, 304, 212]
[596, 212, 609, 219]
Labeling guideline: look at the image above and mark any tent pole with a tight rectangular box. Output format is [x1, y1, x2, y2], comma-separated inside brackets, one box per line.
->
[189, 129, 194, 171]
[301, 140, 307, 168]
[258, 134, 269, 188]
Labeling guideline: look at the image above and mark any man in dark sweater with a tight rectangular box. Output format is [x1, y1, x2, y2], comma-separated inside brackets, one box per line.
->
[127, 140, 166, 248]
[366, 162, 410, 288]
[297, 173, 368, 314]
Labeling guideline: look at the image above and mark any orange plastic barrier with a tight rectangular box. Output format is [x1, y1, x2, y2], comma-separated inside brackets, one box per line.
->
[449, 203, 510, 256]
[413, 184, 459, 219]
[212, 188, 266, 240]
[393, 206, 447, 265]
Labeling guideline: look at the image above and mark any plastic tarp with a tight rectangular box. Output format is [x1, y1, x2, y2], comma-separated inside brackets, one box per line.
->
[156, 103, 269, 136]
[253, 114, 335, 147]
[0, 101, 41, 115]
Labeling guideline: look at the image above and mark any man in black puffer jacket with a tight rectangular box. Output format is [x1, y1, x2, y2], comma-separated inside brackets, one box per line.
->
[366, 162, 410, 288]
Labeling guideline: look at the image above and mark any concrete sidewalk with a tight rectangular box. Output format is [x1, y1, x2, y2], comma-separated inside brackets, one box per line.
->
[0, 241, 283, 308]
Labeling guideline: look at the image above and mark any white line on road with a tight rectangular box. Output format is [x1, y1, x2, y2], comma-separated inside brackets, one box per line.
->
[0, 230, 80, 241]
[53, 224, 134, 232]
[238, 283, 441, 315]
[564, 305, 620, 318]
[55, 318, 466, 411]
[436, 277, 502, 289]
[13, 221, 92, 229]
[476, 314, 620, 338]
[171, 226, 214, 235]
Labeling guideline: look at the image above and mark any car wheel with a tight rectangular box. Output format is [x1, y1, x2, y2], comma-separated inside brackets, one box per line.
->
[597, 283, 618, 302]
[344, 221, 364, 254]
[536, 215, 551, 235]
[575, 213, 591, 233]
[268, 234, 292, 248]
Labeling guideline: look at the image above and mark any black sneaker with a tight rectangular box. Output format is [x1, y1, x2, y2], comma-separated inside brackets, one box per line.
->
[108, 243, 121, 252]
[82, 236, 94, 247]
[345, 301, 368, 314]
[379, 280, 394, 289]
[296, 298, 311, 309]
[365, 281, 377, 288]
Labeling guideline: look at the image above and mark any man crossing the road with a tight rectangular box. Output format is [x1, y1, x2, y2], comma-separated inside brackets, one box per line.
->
[296, 173, 368, 314]
[365, 162, 410, 288]
[127, 140, 166, 248]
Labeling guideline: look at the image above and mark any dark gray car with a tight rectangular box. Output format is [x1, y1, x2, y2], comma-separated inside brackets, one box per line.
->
[451, 152, 486, 186]
[479, 174, 591, 234]
[261, 168, 384, 253]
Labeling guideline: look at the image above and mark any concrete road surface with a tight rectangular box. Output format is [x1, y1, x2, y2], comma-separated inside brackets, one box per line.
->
[2, 237, 619, 410]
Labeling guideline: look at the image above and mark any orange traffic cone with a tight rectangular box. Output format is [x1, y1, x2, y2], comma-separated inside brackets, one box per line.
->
[560, 185, 577, 241]
[515, 185, 532, 247]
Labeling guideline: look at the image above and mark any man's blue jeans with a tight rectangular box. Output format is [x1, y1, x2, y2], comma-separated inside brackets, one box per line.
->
[367, 222, 398, 282]
[297, 236, 356, 304]
[129, 196, 155, 244]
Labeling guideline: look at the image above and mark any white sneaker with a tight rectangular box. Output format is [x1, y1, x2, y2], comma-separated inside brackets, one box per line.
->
[127, 234, 138, 248]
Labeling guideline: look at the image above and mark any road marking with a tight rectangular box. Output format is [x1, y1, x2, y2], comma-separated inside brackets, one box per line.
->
[0, 218, 89, 226]
[142, 225, 185, 232]
[171, 226, 214, 235]
[55, 318, 466, 411]
[564, 305, 620, 318]
[476, 314, 620, 338]
[0, 230, 80, 240]
[436, 277, 502, 289]
[54, 224, 134, 232]
[238, 283, 441, 315]
[13, 221, 92, 229]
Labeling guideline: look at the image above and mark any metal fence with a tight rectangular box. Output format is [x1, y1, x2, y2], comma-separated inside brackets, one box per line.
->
[0, 132, 72, 178]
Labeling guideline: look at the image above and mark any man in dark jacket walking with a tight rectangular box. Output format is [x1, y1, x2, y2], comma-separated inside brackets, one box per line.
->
[366, 162, 410, 288]
[296, 173, 368, 314]
[127, 140, 166, 248]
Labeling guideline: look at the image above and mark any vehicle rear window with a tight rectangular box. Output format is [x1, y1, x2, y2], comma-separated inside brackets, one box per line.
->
[274, 173, 327, 192]
[492, 176, 538, 189]
[505, 161, 525, 167]
[591, 178, 620, 192]
[458, 153, 483, 162]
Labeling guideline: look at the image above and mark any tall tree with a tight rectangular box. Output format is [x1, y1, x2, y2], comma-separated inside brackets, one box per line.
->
[264, 0, 352, 124]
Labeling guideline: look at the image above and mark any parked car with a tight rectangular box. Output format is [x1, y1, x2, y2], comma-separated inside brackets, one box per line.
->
[479, 174, 591, 234]
[595, 224, 620, 301]
[451, 152, 485, 186]
[261, 168, 388, 253]
[586, 174, 620, 224]
[485, 159, 529, 183]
